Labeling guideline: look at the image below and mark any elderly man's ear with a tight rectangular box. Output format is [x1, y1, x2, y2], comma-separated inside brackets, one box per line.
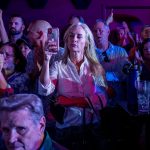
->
[39, 116, 46, 133]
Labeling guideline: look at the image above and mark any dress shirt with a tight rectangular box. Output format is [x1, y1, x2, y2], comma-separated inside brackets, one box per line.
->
[96, 42, 129, 82]
[38, 57, 107, 128]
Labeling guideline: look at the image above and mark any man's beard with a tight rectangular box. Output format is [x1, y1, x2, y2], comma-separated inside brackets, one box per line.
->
[9, 28, 22, 35]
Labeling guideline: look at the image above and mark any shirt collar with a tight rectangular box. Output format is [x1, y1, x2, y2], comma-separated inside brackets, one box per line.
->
[96, 42, 113, 53]
[67, 56, 89, 66]
[39, 131, 52, 150]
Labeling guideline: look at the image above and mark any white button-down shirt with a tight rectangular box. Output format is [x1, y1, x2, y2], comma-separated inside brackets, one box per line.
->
[39, 57, 107, 128]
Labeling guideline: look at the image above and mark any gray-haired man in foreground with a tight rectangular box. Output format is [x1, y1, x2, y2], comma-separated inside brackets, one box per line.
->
[0, 94, 67, 150]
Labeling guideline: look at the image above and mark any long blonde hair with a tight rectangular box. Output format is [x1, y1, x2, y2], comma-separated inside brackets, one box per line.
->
[63, 23, 107, 87]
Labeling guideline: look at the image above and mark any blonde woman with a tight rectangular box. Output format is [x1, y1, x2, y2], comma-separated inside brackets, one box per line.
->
[39, 23, 108, 149]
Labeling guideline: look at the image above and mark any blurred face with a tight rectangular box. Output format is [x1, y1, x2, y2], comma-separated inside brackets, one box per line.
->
[27, 21, 51, 50]
[1, 109, 45, 150]
[93, 22, 110, 47]
[27, 29, 39, 47]
[69, 17, 80, 25]
[9, 17, 25, 35]
[117, 28, 125, 40]
[67, 25, 86, 56]
[18, 43, 31, 58]
[141, 26, 150, 39]
[27, 26, 47, 50]
[0, 45, 15, 70]
[143, 41, 150, 60]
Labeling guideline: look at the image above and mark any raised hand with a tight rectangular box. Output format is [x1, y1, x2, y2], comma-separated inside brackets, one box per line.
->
[122, 21, 130, 33]
[106, 9, 113, 25]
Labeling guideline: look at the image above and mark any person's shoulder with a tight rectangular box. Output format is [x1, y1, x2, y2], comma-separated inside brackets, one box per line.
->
[51, 47, 64, 61]
[110, 42, 125, 50]
[59, 47, 65, 52]
[95, 47, 100, 52]
[52, 140, 68, 150]
[109, 43, 127, 54]
[50, 59, 64, 70]
[57, 47, 65, 55]
[95, 47, 102, 54]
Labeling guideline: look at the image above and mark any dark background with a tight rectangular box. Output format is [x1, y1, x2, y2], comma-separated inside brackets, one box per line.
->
[1, 0, 150, 35]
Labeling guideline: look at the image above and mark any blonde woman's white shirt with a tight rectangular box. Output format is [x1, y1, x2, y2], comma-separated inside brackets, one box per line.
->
[38, 57, 107, 128]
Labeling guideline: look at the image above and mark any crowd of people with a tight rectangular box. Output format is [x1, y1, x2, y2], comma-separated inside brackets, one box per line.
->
[0, 8, 150, 150]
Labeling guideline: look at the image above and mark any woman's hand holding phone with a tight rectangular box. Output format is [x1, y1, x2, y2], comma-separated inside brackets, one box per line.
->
[46, 28, 59, 53]
[44, 41, 57, 61]
[44, 28, 59, 61]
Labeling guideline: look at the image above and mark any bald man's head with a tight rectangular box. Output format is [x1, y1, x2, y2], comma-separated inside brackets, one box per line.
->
[27, 20, 52, 48]
[28, 20, 52, 33]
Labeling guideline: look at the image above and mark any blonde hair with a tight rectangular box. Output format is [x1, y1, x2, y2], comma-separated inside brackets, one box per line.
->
[63, 23, 107, 86]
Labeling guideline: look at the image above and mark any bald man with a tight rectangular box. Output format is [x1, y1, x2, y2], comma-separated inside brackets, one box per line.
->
[27, 20, 51, 49]
[27, 20, 64, 117]
[28, 20, 64, 67]
[27, 20, 64, 76]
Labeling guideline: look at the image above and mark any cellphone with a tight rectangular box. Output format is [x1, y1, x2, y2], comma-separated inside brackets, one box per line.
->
[47, 28, 59, 53]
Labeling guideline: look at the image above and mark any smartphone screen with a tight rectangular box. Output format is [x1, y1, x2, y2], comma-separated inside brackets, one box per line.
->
[47, 28, 59, 53]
